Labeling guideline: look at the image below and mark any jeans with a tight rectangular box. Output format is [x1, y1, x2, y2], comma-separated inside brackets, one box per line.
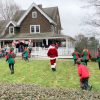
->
[80, 78, 89, 90]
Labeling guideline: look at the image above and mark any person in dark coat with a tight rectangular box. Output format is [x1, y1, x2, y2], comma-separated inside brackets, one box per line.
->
[6, 47, 16, 74]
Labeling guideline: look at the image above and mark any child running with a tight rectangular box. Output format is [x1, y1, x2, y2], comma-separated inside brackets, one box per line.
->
[6, 47, 16, 74]
[72, 49, 80, 65]
[76, 59, 92, 90]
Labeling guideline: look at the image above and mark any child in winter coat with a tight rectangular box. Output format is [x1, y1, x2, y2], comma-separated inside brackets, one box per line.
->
[76, 59, 92, 90]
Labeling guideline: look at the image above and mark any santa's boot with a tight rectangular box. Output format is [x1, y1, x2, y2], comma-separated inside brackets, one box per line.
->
[52, 68, 56, 71]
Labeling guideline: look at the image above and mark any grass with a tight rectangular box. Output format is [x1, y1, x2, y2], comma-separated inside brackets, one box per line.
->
[0, 58, 100, 91]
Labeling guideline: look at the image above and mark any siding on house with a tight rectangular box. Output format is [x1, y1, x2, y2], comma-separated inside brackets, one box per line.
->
[20, 7, 52, 33]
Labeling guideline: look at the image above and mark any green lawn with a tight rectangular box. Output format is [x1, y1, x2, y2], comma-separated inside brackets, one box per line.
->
[0, 58, 100, 91]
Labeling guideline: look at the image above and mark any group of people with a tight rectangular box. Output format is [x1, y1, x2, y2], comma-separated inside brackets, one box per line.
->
[47, 45, 93, 91]
[72, 48, 93, 91]
[71, 48, 100, 91]
[72, 48, 100, 69]
[5, 43, 100, 91]
[72, 48, 91, 66]
[5, 47, 32, 74]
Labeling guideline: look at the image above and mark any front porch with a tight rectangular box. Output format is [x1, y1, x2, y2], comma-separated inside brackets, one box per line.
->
[0, 33, 75, 58]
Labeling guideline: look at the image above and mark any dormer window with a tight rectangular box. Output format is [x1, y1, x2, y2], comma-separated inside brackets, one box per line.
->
[9, 26, 14, 34]
[32, 11, 37, 18]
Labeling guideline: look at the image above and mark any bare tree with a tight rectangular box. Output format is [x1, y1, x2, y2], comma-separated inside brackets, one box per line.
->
[75, 34, 99, 56]
[75, 34, 89, 53]
[0, 0, 20, 21]
[82, 0, 100, 27]
[78, 0, 100, 38]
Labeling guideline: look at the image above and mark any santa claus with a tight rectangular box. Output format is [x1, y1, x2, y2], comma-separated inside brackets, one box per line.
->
[47, 44, 58, 71]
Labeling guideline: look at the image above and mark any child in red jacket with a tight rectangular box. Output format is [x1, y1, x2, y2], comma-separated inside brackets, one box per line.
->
[76, 59, 92, 90]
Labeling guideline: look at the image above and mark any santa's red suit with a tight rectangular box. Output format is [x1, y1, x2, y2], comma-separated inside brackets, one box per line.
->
[47, 45, 58, 71]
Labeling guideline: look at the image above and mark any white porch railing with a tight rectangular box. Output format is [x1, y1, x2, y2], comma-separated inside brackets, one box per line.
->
[31, 47, 73, 58]
[16, 47, 74, 58]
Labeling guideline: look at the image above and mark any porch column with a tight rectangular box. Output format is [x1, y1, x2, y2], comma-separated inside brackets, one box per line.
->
[66, 38, 68, 48]
[66, 38, 69, 55]
[3, 41, 5, 46]
[35, 41, 36, 51]
[46, 39, 48, 46]
[0, 41, 1, 49]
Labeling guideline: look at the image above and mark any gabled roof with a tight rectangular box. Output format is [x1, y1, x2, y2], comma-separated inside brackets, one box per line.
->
[11, 7, 58, 26]
[43, 7, 58, 21]
[6, 21, 17, 27]
[17, 2, 57, 25]
[4, 10, 25, 28]
[3, 3, 58, 29]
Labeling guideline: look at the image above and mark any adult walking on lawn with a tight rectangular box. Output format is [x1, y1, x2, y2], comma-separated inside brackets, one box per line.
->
[47, 44, 58, 71]
[96, 48, 100, 70]
[81, 48, 91, 66]
[72, 49, 80, 65]
[76, 59, 92, 91]
[6, 47, 16, 74]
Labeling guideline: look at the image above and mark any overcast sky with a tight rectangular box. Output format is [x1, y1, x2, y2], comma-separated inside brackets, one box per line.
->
[14, 0, 91, 37]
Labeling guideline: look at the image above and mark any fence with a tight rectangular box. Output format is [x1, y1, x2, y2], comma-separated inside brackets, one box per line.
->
[16, 47, 73, 58]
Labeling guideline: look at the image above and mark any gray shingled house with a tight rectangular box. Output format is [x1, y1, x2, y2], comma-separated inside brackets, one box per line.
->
[0, 2, 75, 57]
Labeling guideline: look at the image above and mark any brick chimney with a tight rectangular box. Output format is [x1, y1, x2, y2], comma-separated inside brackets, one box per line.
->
[38, 4, 42, 8]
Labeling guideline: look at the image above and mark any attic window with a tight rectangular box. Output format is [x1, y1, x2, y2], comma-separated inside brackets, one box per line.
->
[32, 11, 37, 18]
[9, 26, 14, 34]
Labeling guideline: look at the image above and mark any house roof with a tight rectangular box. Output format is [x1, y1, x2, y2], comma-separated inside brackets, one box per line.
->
[6, 21, 17, 28]
[2, 4, 59, 33]
[12, 10, 26, 22]
[43, 7, 58, 21]
[17, 2, 57, 26]
[0, 32, 75, 41]
[11, 7, 58, 25]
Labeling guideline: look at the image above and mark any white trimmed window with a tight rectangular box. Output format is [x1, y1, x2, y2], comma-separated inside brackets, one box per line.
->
[32, 11, 37, 18]
[30, 25, 40, 33]
[9, 26, 14, 34]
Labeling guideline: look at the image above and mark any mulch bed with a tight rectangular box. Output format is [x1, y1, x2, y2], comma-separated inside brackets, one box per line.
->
[0, 84, 100, 100]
